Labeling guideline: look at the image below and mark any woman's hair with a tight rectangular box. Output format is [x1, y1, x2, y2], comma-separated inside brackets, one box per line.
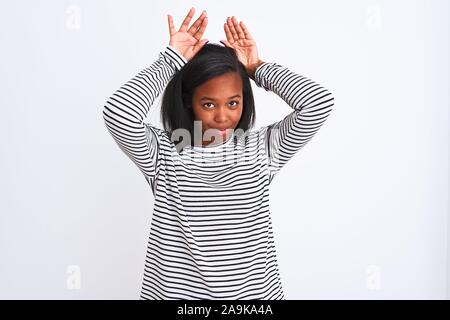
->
[160, 43, 256, 150]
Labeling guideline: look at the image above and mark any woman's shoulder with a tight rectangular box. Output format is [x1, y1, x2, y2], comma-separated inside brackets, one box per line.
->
[241, 126, 269, 141]
[143, 124, 175, 148]
[232, 126, 268, 151]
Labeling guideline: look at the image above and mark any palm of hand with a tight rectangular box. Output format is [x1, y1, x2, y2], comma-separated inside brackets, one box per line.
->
[167, 8, 209, 62]
[227, 38, 259, 69]
[170, 32, 202, 60]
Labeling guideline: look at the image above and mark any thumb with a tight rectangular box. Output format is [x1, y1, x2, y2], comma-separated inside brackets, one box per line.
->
[197, 39, 209, 49]
[220, 40, 231, 47]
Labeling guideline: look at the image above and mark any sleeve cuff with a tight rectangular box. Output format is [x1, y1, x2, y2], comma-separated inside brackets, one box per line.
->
[160, 45, 188, 72]
[254, 62, 281, 92]
[255, 62, 269, 76]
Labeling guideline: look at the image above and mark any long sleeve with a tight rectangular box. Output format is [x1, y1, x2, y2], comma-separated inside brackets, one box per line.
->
[102, 45, 187, 186]
[254, 62, 335, 183]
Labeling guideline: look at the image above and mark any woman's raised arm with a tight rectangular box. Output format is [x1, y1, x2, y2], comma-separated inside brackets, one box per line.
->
[102, 46, 187, 185]
[221, 16, 334, 183]
[255, 62, 335, 183]
[102, 7, 208, 186]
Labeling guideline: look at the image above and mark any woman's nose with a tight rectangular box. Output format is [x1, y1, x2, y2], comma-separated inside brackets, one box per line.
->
[213, 106, 228, 122]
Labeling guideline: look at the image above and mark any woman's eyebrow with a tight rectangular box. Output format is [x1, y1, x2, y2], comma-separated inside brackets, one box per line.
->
[200, 94, 241, 101]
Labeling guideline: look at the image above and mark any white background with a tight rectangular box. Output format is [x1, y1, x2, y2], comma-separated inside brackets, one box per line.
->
[0, 0, 448, 299]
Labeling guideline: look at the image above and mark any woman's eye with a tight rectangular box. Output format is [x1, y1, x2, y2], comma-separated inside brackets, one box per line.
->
[202, 101, 239, 108]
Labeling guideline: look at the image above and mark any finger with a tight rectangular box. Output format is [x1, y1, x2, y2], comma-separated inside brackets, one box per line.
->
[193, 16, 208, 41]
[220, 39, 232, 48]
[188, 10, 207, 35]
[179, 7, 195, 32]
[226, 17, 239, 41]
[167, 14, 176, 36]
[239, 21, 254, 40]
[232, 16, 245, 39]
[224, 22, 233, 43]
[194, 38, 209, 52]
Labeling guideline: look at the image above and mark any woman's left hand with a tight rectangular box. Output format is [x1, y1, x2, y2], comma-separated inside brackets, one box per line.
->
[220, 16, 264, 80]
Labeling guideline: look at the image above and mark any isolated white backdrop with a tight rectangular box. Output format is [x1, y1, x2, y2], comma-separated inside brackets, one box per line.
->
[0, 0, 448, 299]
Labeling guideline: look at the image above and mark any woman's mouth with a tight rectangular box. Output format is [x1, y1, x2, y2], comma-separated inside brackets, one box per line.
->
[212, 128, 228, 134]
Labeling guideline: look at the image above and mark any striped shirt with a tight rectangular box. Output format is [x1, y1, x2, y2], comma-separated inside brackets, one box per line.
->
[102, 45, 334, 300]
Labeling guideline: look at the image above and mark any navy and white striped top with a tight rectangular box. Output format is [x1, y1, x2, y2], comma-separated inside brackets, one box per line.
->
[102, 45, 334, 300]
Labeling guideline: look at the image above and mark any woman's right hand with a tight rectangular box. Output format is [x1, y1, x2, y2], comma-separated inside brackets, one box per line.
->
[167, 7, 209, 62]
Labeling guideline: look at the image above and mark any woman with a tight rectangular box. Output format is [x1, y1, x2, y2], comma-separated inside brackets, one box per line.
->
[103, 7, 335, 300]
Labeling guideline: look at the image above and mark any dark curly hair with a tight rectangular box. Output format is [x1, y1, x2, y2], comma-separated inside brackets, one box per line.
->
[160, 42, 256, 151]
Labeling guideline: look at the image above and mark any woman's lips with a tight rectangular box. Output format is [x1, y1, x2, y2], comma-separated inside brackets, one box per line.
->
[211, 128, 228, 133]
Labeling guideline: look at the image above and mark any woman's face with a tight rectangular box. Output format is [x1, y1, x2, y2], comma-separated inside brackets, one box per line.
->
[191, 72, 243, 147]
